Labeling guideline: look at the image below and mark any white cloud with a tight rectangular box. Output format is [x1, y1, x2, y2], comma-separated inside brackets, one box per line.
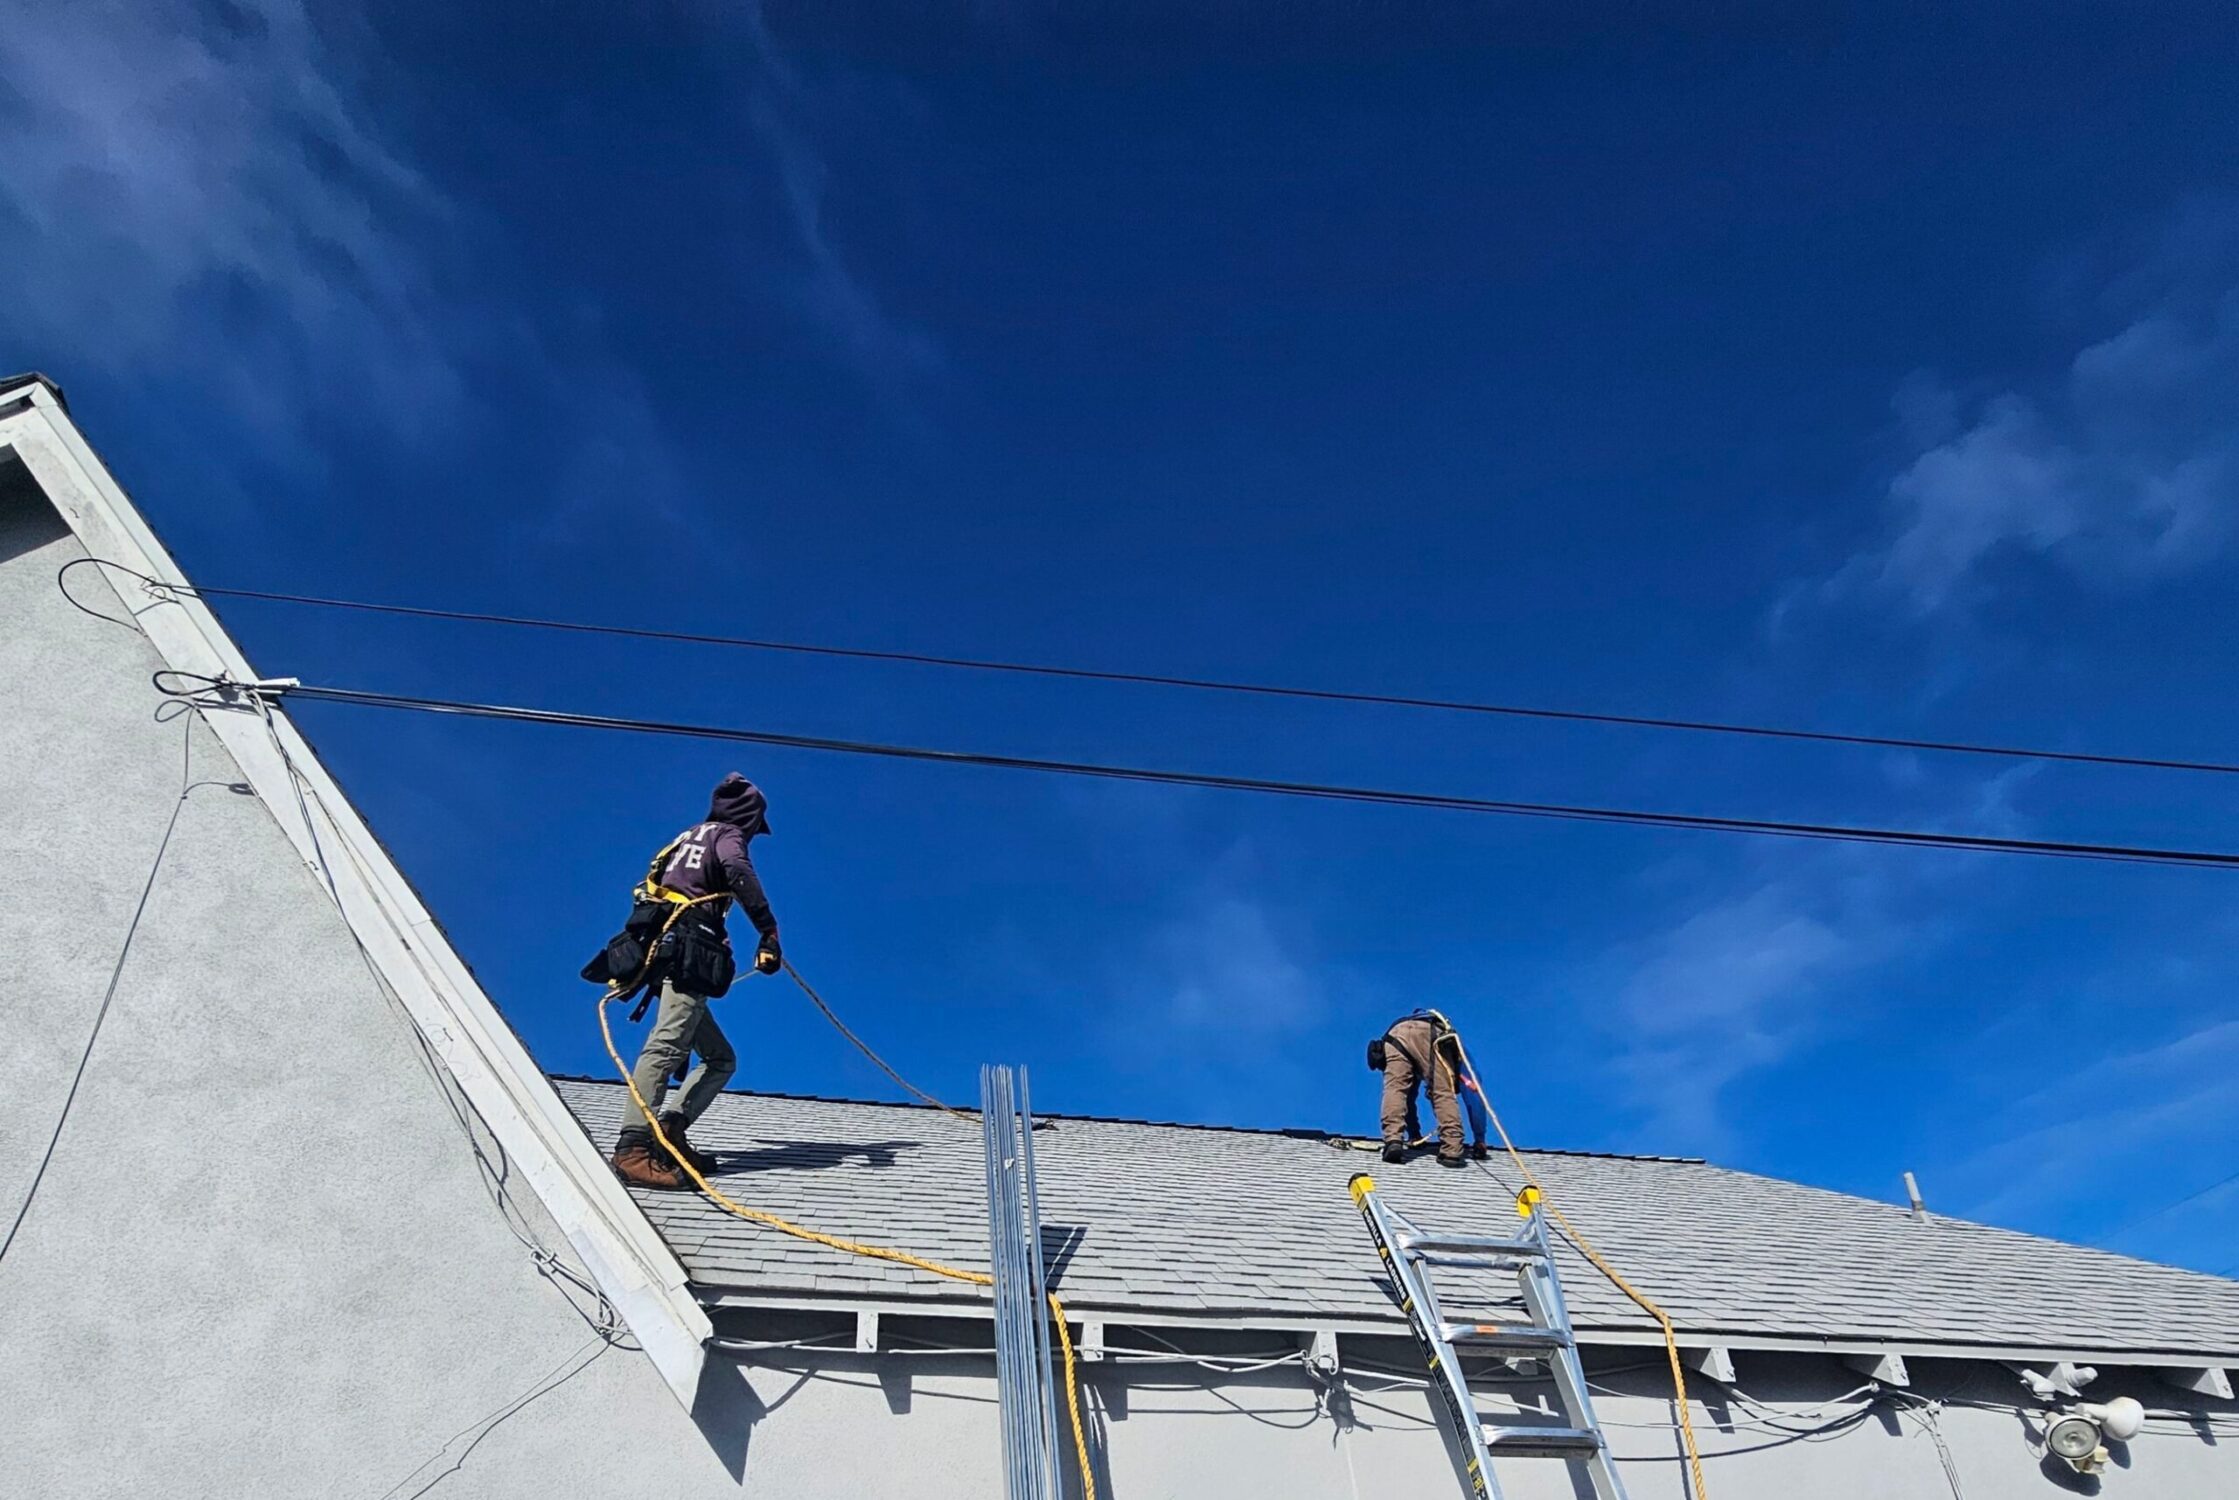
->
[1602, 863, 1898, 1153]
[1148, 889, 1325, 1033]
[1949, 1018, 2239, 1239]
[722, 2, 941, 391]
[1850, 290, 2239, 615]
[0, 0, 722, 549]
[0, 1, 461, 441]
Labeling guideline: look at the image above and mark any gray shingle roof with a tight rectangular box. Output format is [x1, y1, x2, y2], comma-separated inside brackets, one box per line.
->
[554, 1078, 2239, 1361]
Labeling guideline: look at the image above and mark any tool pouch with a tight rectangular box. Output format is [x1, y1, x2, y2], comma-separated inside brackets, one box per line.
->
[1366, 1038, 1387, 1071]
[661, 919, 737, 1000]
[581, 899, 672, 990]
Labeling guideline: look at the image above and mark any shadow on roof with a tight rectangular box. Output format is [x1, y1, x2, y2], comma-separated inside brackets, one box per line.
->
[705, 1137, 924, 1174]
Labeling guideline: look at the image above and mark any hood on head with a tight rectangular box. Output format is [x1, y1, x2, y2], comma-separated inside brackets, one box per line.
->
[708, 772, 771, 836]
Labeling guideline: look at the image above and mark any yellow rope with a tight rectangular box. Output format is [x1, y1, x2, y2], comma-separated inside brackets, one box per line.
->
[598, 991, 1096, 1500]
[1449, 1035, 1710, 1500]
[1050, 1287, 1097, 1496]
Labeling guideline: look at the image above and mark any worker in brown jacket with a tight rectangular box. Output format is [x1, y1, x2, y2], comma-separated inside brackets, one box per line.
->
[1374, 1008, 1467, 1167]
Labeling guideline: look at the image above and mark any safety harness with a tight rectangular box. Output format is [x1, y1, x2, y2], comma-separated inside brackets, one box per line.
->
[581, 834, 734, 1018]
[1368, 1006, 1453, 1084]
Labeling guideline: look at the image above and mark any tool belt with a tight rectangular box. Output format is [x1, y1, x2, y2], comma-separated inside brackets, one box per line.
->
[1369, 1030, 1433, 1079]
[580, 834, 735, 1014]
[655, 908, 736, 1004]
[1369, 1013, 1448, 1078]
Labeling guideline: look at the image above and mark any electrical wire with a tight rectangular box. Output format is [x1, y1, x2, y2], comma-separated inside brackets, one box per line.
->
[370, 1332, 614, 1500]
[253, 696, 626, 1343]
[867, 1330, 1312, 1372]
[1583, 1380, 1881, 1434]
[1894, 1398, 1973, 1500]
[1336, 1367, 1884, 1458]
[2097, 1165, 2239, 1242]
[78, 558, 2239, 779]
[0, 712, 209, 1266]
[153, 674, 2239, 871]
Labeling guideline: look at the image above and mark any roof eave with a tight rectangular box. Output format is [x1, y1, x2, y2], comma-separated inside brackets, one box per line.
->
[696, 1285, 2239, 1372]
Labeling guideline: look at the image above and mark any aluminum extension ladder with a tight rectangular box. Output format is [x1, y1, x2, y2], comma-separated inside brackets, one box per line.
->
[1349, 1173, 1629, 1500]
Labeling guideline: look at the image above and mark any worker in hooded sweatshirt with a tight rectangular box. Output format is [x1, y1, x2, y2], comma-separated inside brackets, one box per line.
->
[1374, 1007, 1470, 1168]
[610, 772, 782, 1191]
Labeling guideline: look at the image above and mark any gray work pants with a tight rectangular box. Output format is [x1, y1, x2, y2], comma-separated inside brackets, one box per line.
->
[617, 979, 736, 1146]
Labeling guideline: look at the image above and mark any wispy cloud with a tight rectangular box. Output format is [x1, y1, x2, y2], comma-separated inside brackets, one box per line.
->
[1059, 813, 1354, 1116]
[1949, 1017, 2239, 1257]
[1593, 759, 2042, 1154]
[720, 2, 941, 392]
[1599, 854, 1903, 1154]
[1147, 883, 1326, 1034]
[1111, 833, 1332, 1038]
[1834, 284, 2239, 617]
[0, 1, 460, 442]
[0, 0, 722, 553]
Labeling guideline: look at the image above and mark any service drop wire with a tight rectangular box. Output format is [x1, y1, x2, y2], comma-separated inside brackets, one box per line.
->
[152, 673, 2239, 872]
[67, 557, 2239, 780]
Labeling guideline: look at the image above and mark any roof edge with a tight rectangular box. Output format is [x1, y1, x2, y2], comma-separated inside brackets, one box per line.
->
[0, 371, 68, 413]
[0, 395, 711, 1409]
[547, 1074, 1709, 1165]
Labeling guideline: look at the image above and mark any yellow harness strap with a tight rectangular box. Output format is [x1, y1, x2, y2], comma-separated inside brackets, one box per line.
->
[604, 834, 731, 1001]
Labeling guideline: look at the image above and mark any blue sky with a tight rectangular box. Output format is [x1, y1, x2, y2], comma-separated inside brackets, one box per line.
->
[4, 2, 2236, 1276]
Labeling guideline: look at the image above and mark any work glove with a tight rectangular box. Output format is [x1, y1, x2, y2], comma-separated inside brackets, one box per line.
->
[755, 940, 782, 975]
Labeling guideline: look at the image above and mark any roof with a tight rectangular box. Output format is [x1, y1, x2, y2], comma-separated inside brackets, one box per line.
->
[0, 372, 68, 411]
[556, 1077, 2239, 1365]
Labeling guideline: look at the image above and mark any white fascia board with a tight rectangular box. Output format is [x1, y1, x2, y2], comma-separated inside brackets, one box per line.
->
[0, 388, 711, 1407]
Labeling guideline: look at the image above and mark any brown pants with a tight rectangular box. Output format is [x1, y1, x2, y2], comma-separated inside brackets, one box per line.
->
[1380, 1018, 1463, 1158]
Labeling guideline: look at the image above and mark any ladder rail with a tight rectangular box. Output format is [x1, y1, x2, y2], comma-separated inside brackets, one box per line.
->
[1352, 1178, 1505, 1499]
[1514, 1209, 1629, 1500]
[1348, 1174, 1630, 1500]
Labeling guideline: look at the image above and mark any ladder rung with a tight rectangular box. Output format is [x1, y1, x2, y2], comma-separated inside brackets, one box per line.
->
[1415, 1253, 1538, 1273]
[1479, 1425, 1603, 1456]
[1440, 1323, 1570, 1351]
[1399, 1233, 1544, 1258]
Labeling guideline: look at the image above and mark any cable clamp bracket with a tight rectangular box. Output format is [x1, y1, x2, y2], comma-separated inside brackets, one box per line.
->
[150, 670, 301, 709]
[232, 675, 301, 701]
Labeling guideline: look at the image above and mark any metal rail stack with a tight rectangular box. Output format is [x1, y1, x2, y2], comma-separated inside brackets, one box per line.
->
[982, 1064, 1062, 1500]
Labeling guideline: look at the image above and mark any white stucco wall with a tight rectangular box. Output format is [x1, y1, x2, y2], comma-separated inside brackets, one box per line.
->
[1, 445, 2232, 1499]
[0, 451, 745, 1497]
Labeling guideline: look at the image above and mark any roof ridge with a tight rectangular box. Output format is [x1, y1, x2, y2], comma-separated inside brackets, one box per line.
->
[546, 1073, 1709, 1164]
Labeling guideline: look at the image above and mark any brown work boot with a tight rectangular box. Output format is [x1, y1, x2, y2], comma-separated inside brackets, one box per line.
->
[657, 1114, 717, 1179]
[611, 1142, 687, 1190]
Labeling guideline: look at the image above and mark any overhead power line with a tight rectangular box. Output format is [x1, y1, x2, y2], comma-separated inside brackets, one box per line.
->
[2101, 1165, 2239, 1243]
[154, 673, 2239, 870]
[125, 572, 2239, 779]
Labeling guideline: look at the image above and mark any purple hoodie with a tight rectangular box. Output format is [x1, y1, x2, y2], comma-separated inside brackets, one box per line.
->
[655, 773, 778, 955]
